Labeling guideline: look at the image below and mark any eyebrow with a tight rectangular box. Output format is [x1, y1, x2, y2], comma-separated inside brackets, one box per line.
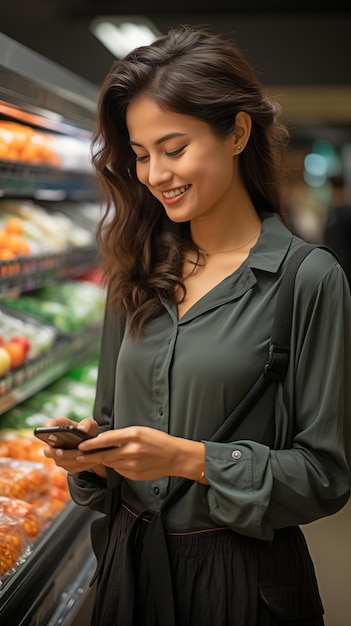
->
[129, 132, 188, 148]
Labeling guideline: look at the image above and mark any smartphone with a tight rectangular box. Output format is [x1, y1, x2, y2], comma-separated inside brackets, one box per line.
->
[34, 425, 95, 449]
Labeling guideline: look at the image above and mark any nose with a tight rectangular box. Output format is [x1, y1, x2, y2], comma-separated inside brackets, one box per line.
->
[147, 155, 172, 188]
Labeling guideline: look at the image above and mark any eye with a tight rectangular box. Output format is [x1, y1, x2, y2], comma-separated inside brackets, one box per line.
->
[135, 154, 149, 163]
[165, 146, 186, 157]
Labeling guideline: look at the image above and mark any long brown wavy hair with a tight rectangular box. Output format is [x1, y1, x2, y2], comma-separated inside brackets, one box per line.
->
[92, 24, 289, 336]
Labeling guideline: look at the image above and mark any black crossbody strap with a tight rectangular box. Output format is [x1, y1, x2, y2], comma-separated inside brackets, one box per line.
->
[263, 243, 317, 381]
[265, 243, 338, 381]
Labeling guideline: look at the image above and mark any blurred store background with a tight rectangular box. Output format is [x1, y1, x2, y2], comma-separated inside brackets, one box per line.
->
[0, 3, 350, 625]
[1, 1, 351, 251]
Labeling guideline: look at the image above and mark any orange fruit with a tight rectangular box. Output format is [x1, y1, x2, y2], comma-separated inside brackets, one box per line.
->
[4, 233, 23, 254]
[0, 229, 8, 247]
[0, 248, 16, 260]
[5, 217, 23, 235]
[2, 234, 29, 256]
[4, 341, 26, 369]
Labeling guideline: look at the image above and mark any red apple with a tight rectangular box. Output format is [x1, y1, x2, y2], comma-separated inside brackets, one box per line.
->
[10, 335, 31, 355]
[0, 346, 11, 377]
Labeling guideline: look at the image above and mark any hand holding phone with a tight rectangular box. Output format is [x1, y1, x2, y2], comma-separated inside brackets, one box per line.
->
[34, 425, 95, 449]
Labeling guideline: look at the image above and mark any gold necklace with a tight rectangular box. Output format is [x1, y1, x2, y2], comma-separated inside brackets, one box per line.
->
[199, 230, 261, 256]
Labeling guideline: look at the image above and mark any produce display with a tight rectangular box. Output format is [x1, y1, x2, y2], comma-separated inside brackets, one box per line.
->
[0, 359, 98, 430]
[0, 121, 61, 167]
[0, 455, 70, 585]
[0, 199, 95, 260]
[0, 306, 58, 377]
[0, 516, 31, 580]
[0, 216, 30, 262]
[0, 43, 100, 614]
[0, 118, 94, 174]
[0, 497, 43, 543]
[1, 280, 106, 334]
[0, 359, 98, 585]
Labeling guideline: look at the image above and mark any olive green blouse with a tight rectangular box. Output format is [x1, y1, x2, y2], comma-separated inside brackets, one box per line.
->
[69, 214, 351, 541]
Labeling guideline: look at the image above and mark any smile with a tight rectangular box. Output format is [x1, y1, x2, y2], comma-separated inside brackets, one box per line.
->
[163, 185, 190, 199]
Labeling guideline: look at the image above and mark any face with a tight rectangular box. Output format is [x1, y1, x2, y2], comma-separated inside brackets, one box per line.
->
[126, 95, 239, 224]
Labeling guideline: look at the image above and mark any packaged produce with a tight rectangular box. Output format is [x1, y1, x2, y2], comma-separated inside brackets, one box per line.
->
[0, 459, 50, 500]
[0, 435, 50, 464]
[0, 497, 43, 542]
[0, 445, 70, 551]
[28, 495, 66, 525]
[0, 513, 32, 582]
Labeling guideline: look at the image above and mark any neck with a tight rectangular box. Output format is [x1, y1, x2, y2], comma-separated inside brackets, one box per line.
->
[190, 192, 261, 253]
[199, 229, 261, 256]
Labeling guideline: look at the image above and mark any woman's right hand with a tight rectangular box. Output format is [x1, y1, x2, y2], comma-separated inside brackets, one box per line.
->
[42, 416, 102, 474]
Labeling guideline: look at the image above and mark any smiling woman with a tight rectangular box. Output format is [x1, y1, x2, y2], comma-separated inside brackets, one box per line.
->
[42, 24, 351, 626]
[126, 97, 257, 241]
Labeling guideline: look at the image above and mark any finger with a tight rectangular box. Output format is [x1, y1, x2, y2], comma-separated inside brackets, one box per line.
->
[76, 444, 120, 463]
[44, 416, 75, 428]
[75, 418, 99, 434]
[78, 430, 120, 452]
[82, 425, 143, 450]
[48, 446, 99, 472]
[43, 444, 56, 459]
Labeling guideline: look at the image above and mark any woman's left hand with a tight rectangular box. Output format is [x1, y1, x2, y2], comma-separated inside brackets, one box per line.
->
[76, 425, 206, 482]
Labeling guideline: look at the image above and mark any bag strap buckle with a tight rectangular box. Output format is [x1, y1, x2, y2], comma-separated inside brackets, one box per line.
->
[264, 343, 289, 381]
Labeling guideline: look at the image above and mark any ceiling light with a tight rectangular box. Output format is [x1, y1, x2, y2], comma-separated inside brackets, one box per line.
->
[90, 16, 161, 59]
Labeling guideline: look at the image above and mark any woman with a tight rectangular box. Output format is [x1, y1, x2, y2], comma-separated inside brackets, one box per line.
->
[43, 25, 351, 626]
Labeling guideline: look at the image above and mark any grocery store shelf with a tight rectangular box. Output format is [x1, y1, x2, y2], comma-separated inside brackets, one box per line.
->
[0, 325, 101, 414]
[0, 501, 99, 626]
[0, 32, 98, 132]
[0, 246, 98, 294]
[0, 159, 97, 200]
[0, 32, 102, 626]
[45, 552, 96, 626]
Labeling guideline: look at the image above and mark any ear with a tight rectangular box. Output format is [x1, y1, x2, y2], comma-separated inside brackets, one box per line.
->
[232, 111, 252, 155]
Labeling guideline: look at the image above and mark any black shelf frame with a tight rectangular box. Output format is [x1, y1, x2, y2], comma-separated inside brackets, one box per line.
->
[0, 158, 97, 199]
[0, 245, 99, 294]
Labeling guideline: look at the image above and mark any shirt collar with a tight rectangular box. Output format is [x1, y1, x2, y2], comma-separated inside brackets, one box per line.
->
[246, 213, 294, 274]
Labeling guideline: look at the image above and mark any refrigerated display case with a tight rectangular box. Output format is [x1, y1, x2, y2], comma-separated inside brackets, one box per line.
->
[0, 32, 103, 625]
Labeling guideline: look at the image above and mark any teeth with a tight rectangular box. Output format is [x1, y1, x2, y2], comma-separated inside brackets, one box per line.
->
[163, 185, 189, 199]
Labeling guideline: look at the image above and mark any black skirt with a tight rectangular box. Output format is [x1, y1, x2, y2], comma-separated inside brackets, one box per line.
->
[90, 502, 324, 626]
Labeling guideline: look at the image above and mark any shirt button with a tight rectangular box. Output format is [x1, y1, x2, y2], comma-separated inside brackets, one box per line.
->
[231, 450, 242, 460]
[159, 407, 164, 416]
[154, 486, 160, 496]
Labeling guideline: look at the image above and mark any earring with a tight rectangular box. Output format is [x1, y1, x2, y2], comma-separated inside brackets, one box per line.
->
[237, 144, 244, 151]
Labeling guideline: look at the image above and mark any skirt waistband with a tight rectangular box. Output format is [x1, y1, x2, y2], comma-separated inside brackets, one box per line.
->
[121, 501, 228, 537]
